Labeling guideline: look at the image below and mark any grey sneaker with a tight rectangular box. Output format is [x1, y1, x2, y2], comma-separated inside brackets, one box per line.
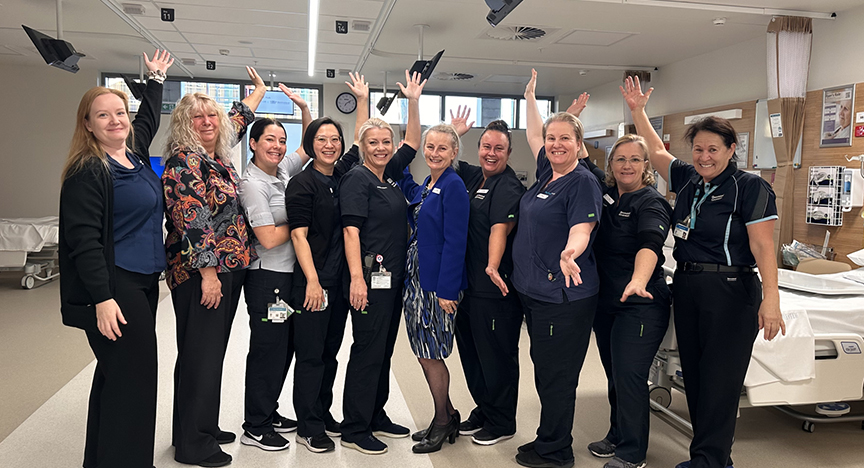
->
[604, 456, 646, 468]
[587, 438, 616, 458]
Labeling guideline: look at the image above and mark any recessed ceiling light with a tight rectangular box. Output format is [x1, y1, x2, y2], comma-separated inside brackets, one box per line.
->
[122, 3, 145, 15]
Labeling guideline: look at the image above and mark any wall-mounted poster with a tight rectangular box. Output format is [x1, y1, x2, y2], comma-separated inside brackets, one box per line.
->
[735, 132, 749, 169]
[820, 84, 855, 148]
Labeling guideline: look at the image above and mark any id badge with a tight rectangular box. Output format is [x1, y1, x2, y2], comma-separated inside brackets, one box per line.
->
[320, 289, 329, 311]
[673, 223, 690, 240]
[371, 271, 392, 289]
[267, 302, 293, 323]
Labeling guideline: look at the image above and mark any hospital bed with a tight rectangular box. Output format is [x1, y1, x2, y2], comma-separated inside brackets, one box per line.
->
[0, 217, 60, 289]
[649, 258, 864, 434]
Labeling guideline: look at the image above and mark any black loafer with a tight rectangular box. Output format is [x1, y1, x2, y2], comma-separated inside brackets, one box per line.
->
[198, 450, 232, 467]
[216, 431, 236, 444]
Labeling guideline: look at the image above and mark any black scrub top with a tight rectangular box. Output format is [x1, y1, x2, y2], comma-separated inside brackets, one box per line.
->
[457, 162, 526, 298]
[594, 185, 671, 302]
[512, 148, 603, 303]
[669, 159, 778, 266]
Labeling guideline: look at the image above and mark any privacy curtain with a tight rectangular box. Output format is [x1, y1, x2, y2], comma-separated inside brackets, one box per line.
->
[767, 16, 812, 258]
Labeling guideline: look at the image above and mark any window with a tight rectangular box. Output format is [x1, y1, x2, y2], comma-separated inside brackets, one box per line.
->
[104, 77, 141, 112]
[370, 92, 442, 127]
[443, 96, 517, 128]
[181, 82, 240, 112]
[518, 98, 554, 129]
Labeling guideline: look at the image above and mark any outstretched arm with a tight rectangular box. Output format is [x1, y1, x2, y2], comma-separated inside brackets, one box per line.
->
[278, 83, 312, 166]
[620, 76, 674, 182]
[397, 70, 426, 150]
[524, 69, 544, 158]
[242, 66, 266, 112]
[345, 72, 369, 145]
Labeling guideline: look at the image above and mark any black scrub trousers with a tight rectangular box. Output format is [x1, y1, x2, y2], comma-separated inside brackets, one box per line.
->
[591, 185, 672, 464]
[83, 268, 161, 468]
[338, 162, 412, 443]
[667, 159, 778, 468]
[454, 162, 525, 437]
[242, 269, 294, 436]
[171, 269, 246, 464]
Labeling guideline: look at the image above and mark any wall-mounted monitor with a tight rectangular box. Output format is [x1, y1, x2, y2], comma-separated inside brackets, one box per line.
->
[22, 25, 85, 74]
[256, 90, 295, 116]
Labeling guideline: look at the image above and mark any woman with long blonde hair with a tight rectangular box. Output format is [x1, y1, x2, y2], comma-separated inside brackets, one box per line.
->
[58, 49, 173, 468]
[161, 66, 267, 468]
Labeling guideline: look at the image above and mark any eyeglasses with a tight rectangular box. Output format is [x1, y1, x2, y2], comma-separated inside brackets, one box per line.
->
[612, 157, 646, 166]
[314, 136, 341, 145]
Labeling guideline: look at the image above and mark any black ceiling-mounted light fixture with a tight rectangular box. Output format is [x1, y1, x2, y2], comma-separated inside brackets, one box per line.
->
[485, 0, 525, 28]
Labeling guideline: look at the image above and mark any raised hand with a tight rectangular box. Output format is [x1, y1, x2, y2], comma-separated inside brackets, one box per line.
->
[566, 92, 590, 118]
[278, 83, 308, 109]
[449, 105, 474, 137]
[620, 75, 653, 112]
[397, 70, 426, 101]
[246, 66, 265, 89]
[524, 68, 537, 100]
[345, 72, 369, 101]
[143, 49, 173, 74]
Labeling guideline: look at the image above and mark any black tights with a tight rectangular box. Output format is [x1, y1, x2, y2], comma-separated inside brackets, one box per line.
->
[418, 358, 455, 425]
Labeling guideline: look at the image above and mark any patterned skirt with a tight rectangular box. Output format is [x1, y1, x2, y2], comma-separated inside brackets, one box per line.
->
[402, 238, 461, 360]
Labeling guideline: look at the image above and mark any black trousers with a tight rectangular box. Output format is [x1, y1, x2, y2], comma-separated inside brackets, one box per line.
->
[673, 271, 760, 468]
[242, 269, 295, 435]
[171, 270, 245, 464]
[341, 286, 402, 442]
[519, 292, 597, 464]
[291, 283, 348, 437]
[83, 267, 160, 468]
[455, 292, 523, 436]
[593, 286, 670, 463]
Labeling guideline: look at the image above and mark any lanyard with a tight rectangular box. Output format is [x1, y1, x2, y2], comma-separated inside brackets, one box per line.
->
[688, 183, 719, 230]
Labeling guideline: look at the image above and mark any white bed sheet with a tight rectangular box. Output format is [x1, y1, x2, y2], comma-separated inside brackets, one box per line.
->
[0, 217, 59, 252]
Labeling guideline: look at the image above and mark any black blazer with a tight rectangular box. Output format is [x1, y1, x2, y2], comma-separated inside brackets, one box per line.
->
[58, 80, 162, 331]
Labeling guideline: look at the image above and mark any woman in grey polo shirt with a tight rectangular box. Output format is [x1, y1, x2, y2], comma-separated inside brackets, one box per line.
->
[236, 85, 311, 451]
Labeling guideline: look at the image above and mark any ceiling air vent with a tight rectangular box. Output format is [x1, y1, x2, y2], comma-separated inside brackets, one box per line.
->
[486, 26, 546, 41]
[434, 72, 474, 81]
[181, 58, 197, 66]
[352, 20, 371, 32]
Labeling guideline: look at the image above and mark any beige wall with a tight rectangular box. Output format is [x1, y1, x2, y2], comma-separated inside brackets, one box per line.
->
[0, 64, 98, 217]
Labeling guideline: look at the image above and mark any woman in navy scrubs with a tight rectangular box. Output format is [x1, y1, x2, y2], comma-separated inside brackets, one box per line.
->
[338, 71, 424, 455]
[438, 109, 526, 446]
[585, 134, 672, 468]
[512, 69, 603, 468]
[621, 76, 785, 468]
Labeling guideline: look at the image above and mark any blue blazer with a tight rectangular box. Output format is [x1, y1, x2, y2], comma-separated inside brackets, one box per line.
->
[398, 166, 469, 300]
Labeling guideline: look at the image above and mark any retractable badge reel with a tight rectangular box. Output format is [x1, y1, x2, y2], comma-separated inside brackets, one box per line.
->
[371, 254, 392, 289]
[267, 289, 294, 323]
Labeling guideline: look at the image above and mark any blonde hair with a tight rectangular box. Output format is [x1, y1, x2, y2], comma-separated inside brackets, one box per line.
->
[604, 134, 656, 188]
[62, 86, 134, 180]
[164, 92, 236, 163]
[542, 112, 584, 142]
[421, 124, 462, 169]
[357, 118, 396, 163]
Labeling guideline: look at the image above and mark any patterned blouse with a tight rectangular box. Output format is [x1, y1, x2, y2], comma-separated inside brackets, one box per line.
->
[162, 101, 255, 290]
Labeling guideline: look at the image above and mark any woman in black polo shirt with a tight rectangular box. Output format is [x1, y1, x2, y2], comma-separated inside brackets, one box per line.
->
[584, 134, 672, 468]
[338, 71, 424, 455]
[436, 110, 526, 446]
[621, 76, 785, 468]
[512, 69, 603, 468]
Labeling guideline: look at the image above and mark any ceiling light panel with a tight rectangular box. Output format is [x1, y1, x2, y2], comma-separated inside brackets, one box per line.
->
[554, 28, 637, 47]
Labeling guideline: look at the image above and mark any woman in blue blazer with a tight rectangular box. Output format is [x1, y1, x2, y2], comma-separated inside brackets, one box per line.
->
[398, 123, 469, 453]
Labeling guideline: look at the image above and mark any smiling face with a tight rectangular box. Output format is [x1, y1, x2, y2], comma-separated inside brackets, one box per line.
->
[478, 130, 510, 177]
[250, 124, 287, 170]
[424, 131, 457, 174]
[611, 142, 648, 192]
[85, 93, 130, 149]
[361, 127, 394, 173]
[312, 123, 343, 166]
[691, 130, 735, 183]
[191, 103, 221, 149]
[544, 121, 580, 169]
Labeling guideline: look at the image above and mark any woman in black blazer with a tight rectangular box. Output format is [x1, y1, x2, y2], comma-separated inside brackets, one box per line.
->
[58, 50, 173, 468]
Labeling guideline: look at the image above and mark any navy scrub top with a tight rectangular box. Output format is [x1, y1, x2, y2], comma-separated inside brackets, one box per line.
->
[512, 148, 603, 303]
[110, 153, 166, 275]
[668, 159, 778, 266]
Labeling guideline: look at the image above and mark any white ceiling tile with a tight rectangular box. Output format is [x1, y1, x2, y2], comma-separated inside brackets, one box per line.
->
[554, 29, 638, 47]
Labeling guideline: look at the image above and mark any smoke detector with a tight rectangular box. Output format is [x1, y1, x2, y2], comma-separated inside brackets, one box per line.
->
[434, 72, 475, 81]
[219, 49, 230, 56]
[486, 25, 546, 41]
[713, 17, 727, 26]
[122, 3, 145, 15]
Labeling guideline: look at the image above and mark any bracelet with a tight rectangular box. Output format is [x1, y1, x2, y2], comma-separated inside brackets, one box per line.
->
[147, 69, 166, 84]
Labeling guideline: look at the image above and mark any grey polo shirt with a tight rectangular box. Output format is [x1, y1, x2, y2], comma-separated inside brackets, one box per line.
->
[239, 152, 304, 272]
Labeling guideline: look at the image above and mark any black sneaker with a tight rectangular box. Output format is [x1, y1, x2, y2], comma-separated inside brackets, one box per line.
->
[515, 449, 574, 468]
[272, 414, 298, 433]
[216, 431, 235, 444]
[604, 456, 647, 468]
[324, 419, 342, 438]
[240, 430, 290, 451]
[372, 422, 410, 439]
[459, 418, 482, 435]
[340, 434, 388, 455]
[197, 450, 232, 467]
[587, 438, 616, 458]
[296, 433, 335, 453]
[518, 441, 535, 454]
[472, 428, 515, 446]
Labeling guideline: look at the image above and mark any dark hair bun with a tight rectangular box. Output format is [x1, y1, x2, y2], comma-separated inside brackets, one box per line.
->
[486, 119, 510, 133]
